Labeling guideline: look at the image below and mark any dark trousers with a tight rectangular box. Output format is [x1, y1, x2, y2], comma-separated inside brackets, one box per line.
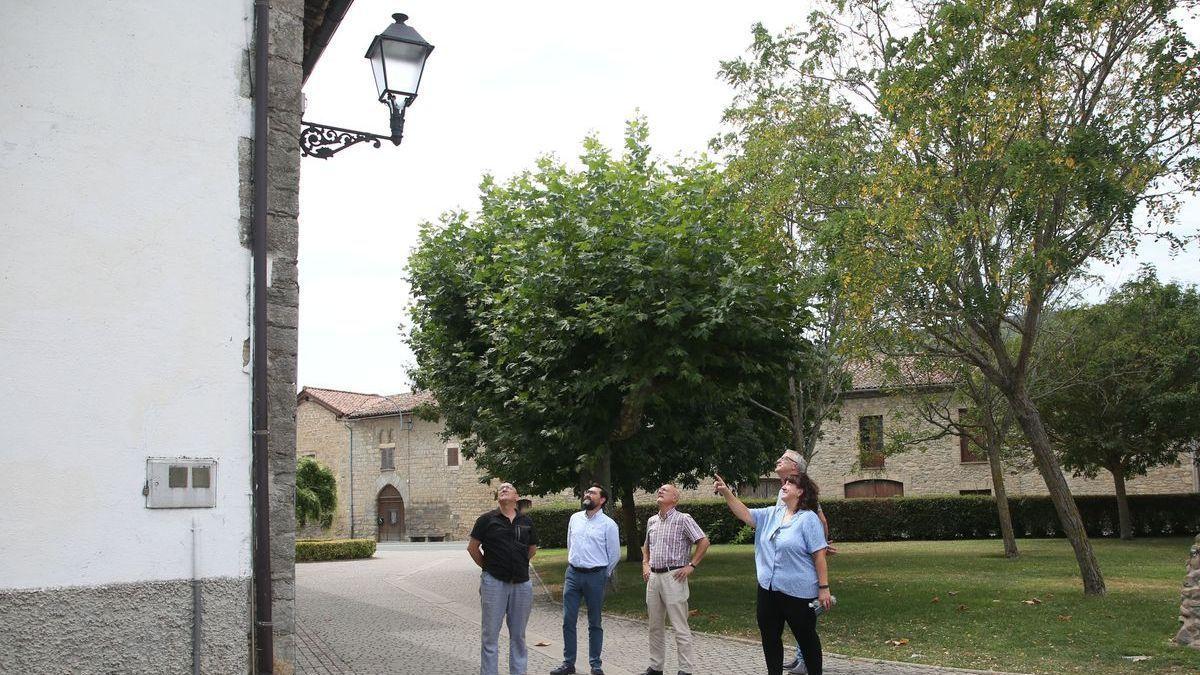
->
[757, 585, 822, 675]
[562, 566, 607, 668]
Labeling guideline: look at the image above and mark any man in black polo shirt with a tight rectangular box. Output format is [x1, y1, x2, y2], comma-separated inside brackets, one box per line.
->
[469, 482, 539, 675]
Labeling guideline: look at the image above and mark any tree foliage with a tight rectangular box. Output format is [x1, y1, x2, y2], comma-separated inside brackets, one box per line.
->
[296, 456, 337, 529]
[720, 0, 1200, 594]
[1039, 271, 1200, 538]
[406, 120, 807, 502]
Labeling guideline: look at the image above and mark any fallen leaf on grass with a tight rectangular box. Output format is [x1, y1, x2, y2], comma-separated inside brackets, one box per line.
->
[931, 596, 940, 603]
[947, 591, 958, 596]
[1022, 598, 1043, 605]
[1121, 655, 1151, 662]
[955, 604, 969, 612]
[1057, 615, 1072, 622]
[688, 609, 700, 617]
[534, 641, 551, 647]
[885, 639, 910, 647]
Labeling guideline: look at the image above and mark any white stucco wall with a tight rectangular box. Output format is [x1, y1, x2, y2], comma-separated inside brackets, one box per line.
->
[0, 1, 255, 589]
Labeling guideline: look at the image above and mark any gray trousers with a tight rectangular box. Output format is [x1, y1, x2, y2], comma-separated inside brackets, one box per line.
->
[480, 571, 533, 675]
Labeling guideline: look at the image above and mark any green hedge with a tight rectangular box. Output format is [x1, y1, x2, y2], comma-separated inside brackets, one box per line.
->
[296, 538, 377, 562]
[526, 494, 1200, 548]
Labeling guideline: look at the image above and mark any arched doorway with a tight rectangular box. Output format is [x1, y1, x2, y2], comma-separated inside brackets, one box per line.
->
[844, 479, 904, 498]
[376, 485, 405, 541]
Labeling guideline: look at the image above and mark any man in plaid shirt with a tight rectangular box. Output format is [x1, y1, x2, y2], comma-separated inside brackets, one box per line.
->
[638, 484, 710, 675]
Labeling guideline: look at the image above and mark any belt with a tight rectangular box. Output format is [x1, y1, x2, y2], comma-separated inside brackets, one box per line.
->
[569, 564, 607, 573]
[650, 565, 686, 573]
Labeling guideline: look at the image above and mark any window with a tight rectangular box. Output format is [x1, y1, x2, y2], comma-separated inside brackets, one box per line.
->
[191, 466, 211, 489]
[960, 489, 991, 496]
[168, 466, 189, 488]
[380, 447, 395, 470]
[959, 408, 987, 463]
[446, 446, 460, 467]
[859, 415, 885, 468]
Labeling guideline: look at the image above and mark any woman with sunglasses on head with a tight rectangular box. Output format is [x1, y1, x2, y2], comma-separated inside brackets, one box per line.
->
[713, 472, 831, 675]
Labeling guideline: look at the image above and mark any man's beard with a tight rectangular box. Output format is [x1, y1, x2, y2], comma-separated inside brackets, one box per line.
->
[582, 498, 596, 510]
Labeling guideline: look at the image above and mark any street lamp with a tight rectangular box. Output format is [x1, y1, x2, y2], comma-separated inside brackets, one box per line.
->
[300, 13, 434, 159]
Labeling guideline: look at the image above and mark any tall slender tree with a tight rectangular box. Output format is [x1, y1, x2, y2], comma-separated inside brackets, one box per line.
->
[721, 0, 1200, 594]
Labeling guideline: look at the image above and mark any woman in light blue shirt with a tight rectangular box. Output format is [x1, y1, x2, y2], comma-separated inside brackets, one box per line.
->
[714, 473, 831, 675]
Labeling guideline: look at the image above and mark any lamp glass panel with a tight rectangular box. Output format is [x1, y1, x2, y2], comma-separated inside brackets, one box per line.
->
[380, 39, 428, 97]
[369, 42, 388, 99]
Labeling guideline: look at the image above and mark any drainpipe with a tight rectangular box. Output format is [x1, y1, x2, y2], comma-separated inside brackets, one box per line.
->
[344, 421, 355, 539]
[251, 0, 273, 672]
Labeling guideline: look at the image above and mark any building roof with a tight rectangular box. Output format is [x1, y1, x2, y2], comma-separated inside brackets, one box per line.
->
[845, 358, 956, 395]
[297, 386, 434, 418]
[303, 0, 356, 83]
[346, 391, 436, 419]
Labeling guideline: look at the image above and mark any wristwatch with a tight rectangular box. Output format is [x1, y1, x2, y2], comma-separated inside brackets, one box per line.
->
[687, 562, 697, 568]
[818, 584, 830, 589]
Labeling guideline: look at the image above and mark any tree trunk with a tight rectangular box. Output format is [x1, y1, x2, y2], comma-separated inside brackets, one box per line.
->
[985, 441, 1019, 558]
[787, 371, 805, 457]
[1009, 386, 1106, 595]
[620, 477, 642, 563]
[1109, 463, 1134, 541]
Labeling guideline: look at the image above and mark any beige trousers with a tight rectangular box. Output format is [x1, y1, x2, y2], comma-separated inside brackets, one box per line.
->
[646, 571, 694, 672]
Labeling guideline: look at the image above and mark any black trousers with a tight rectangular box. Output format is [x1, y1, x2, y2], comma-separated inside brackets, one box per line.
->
[756, 585, 822, 675]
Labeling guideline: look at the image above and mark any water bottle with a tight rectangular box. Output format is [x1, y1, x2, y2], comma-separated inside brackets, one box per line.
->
[809, 594, 837, 617]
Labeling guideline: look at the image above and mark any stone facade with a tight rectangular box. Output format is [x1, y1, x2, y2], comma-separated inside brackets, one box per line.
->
[296, 386, 1198, 544]
[806, 393, 1198, 498]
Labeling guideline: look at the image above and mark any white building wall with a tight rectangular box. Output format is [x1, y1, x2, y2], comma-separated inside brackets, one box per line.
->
[0, 0, 255, 589]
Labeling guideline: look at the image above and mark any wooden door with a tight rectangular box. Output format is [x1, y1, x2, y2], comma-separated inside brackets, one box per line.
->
[376, 485, 405, 541]
[844, 479, 904, 498]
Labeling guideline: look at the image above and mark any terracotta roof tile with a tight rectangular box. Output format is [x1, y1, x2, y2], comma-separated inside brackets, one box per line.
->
[346, 391, 437, 418]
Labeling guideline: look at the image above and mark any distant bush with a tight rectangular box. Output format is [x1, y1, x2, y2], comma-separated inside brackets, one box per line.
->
[296, 538, 376, 562]
[526, 494, 1199, 548]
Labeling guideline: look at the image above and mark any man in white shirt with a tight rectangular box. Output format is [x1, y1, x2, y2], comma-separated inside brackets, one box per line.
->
[550, 484, 620, 675]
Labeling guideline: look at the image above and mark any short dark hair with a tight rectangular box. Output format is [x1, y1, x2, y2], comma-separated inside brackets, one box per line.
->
[782, 473, 820, 511]
[588, 483, 609, 506]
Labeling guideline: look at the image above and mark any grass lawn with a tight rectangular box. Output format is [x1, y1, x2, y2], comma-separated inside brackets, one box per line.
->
[532, 538, 1199, 675]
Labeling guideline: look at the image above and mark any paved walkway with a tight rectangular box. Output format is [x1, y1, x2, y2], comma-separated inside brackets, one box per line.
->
[296, 543, 1024, 675]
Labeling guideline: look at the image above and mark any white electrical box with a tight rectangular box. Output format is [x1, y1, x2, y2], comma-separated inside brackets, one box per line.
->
[145, 458, 217, 508]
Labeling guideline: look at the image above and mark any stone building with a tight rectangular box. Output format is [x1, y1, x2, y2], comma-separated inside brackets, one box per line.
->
[1, 1, 361, 673]
[298, 387, 500, 542]
[299, 375, 1198, 543]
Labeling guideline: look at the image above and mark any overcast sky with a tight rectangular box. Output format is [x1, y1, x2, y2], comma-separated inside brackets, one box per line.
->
[298, 0, 1199, 396]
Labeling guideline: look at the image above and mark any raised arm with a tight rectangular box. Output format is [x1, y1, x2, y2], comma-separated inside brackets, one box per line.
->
[713, 474, 754, 527]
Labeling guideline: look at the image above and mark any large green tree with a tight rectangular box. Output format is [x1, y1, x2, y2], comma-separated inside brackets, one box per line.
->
[1039, 271, 1200, 540]
[406, 120, 806, 560]
[722, 0, 1200, 594]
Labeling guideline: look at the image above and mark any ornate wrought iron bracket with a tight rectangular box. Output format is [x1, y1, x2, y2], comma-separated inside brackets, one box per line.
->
[299, 122, 388, 159]
[299, 97, 412, 159]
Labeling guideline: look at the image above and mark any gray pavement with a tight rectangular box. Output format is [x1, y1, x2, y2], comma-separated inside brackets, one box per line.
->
[296, 545, 1025, 675]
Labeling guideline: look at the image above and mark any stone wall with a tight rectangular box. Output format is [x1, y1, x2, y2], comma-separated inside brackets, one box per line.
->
[296, 400, 353, 539]
[260, 0, 305, 671]
[346, 415, 499, 541]
[0, 578, 249, 674]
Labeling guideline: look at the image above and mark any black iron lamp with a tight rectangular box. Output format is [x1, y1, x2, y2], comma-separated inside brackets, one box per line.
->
[300, 13, 434, 159]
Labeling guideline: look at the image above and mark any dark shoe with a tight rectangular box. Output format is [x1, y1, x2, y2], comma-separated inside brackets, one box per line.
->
[639, 670, 663, 675]
[678, 672, 692, 675]
[590, 669, 605, 675]
[550, 666, 576, 675]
